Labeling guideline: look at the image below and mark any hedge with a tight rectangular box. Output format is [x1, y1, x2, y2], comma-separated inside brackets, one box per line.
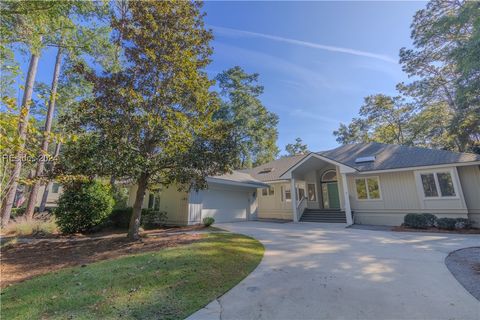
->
[404, 213, 428, 229]
[109, 207, 167, 229]
[436, 218, 457, 230]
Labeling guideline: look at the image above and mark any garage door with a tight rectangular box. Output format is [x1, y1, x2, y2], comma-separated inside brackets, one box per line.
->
[201, 188, 248, 223]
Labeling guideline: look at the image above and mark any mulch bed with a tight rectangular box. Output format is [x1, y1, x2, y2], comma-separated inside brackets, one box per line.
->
[445, 247, 480, 301]
[0, 231, 204, 288]
[392, 226, 480, 234]
[1, 224, 210, 240]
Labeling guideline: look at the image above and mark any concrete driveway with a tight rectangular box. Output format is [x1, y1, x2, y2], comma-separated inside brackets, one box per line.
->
[188, 221, 480, 320]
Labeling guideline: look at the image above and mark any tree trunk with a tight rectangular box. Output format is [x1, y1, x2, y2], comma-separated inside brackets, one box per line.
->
[25, 48, 63, 220]
[1, 53, 40, 227]
[128, 173, 148, 240]
[39, 142, 61, 213]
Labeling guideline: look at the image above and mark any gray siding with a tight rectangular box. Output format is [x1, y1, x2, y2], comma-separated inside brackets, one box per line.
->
[457, 165, 480, 227]
[348, 168, 469, 226]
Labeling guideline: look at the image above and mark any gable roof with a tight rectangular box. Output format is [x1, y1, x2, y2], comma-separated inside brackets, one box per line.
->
[241, 154, 307, 181]
[208, 170, 269, 188]
[243, 142, 480, 182]
[318, 142, 480, 172]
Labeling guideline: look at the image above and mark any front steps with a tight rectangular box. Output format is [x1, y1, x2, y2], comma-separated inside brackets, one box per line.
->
[300, 208, 347, 223]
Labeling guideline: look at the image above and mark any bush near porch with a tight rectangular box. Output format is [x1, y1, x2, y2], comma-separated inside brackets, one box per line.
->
[403, 213, 474, 231]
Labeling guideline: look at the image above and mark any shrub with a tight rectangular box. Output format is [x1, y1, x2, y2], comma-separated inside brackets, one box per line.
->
[203, 217, 215, 227]
[54, 180, 114, 234]
[112, 186, 129, 209]
[11, 207, 26, 218]
[109, 208, 168, 229]
[109, 207, 133, 228]
[422, 213, 437, 227]
[142, 209, 167, 228]
[404, 213, 428, 229]
[436, 218, 457, 230]
[455, 218, 473, 230]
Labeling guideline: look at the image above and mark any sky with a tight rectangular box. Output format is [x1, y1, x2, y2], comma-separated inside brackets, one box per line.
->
[16, 1, 427, 154]
[203, 1, 426, 153]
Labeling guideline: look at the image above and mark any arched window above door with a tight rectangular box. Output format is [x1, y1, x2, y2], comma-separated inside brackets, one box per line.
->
[321, 170, 337, 182]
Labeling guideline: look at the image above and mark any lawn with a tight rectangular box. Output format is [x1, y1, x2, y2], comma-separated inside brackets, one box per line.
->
[1, 233, 264, 320]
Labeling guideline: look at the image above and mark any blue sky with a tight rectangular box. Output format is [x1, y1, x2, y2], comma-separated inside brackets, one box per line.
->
[203, 1, 426, 152]
[16, 1, 427, 154]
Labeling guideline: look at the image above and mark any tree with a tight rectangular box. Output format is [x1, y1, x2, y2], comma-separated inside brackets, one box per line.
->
[334, 1, 479, 153]
[0, 1, 85, 226]
[398, 0, 480, 152]
[216, 66, 279, 168]
[24, 2, 112, 219]
[334, 94, 414, 145]
[67, 1, 236, 240]
[285, 138, 309, 156]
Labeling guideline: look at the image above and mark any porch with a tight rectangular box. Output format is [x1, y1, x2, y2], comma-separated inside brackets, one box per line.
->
[281, 153, 355, 225]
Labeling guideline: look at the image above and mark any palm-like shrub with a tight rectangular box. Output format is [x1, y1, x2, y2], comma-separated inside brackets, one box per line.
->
[203, 217, 215, 227]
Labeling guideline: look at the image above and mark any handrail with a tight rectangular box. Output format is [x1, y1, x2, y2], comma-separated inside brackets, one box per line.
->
[297, 196, 307, 220]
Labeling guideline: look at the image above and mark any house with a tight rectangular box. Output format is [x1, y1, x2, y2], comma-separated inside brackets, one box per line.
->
[128, 142, 480, 227]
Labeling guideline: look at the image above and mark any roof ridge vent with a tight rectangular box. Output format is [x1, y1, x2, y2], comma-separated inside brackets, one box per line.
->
[355, 156, 376, 163]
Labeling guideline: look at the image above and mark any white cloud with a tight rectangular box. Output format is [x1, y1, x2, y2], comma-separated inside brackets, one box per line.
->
[288, 108, 341, 124]
[213, 42, 362, 93]
[212, 25, 397, 64]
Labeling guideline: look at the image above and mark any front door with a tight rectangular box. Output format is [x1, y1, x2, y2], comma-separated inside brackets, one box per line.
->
[325, 182, 340, 209]
[321, 170, 340, 209]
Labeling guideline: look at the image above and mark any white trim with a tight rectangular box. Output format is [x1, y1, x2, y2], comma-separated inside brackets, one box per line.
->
[280, 152, 357, 179]
[357, 161, 480, 175]
[206, 177, 268, 189]
[291, 178, 298, 222]
[263, 179, 290, 184]
[453, 167, 467, 209]
[341, 173, 353, 226]
[354, 176, 382, 201]
[414, 168, 460, 200]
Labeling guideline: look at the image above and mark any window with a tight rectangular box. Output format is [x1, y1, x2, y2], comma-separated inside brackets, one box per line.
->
[285, 185, 291, 201]
[297, 187, 305, 200]
[437, 172, 455, 196]
[420, 171, 456, 198]
[148, 194, 160, 210]
[355, 177, 381, 200]
[268, 186, 275, 196]
[322, 170, 337, 182]
[262, 186, 274, 196]
[148, 194, 155, 209]
[307, 184, 316, 201]
[52, 183, 60, 194]
[421, 174, 438, 197]
[280, 186, 284, 201]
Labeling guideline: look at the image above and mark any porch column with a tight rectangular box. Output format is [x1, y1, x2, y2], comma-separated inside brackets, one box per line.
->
[291, 177, 298, 222]
[341, 173, 353, 226]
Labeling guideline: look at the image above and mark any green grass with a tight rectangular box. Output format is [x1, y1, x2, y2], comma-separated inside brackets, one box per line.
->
[1, 233, 264, 320]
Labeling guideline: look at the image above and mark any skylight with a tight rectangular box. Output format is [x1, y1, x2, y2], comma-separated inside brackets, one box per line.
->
[355, 156, 376, 163]
[258, 167, 274, 174]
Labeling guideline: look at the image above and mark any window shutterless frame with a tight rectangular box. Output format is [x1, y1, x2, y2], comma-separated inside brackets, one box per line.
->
[415, 169, 459, 199]
[354, 176, 382, 201]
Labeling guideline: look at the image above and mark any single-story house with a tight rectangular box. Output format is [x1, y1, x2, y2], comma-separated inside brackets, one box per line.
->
[128, 142, 480, 227]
